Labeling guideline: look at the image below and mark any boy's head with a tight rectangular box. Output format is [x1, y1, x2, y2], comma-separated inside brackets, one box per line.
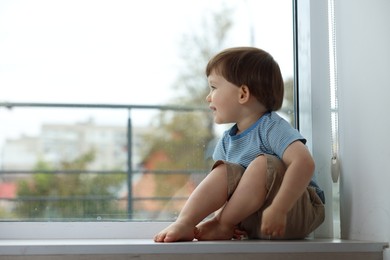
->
[206, 47, 284, 111]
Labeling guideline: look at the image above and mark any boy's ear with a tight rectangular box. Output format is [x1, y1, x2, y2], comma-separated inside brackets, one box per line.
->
[238, 85, 250, 104]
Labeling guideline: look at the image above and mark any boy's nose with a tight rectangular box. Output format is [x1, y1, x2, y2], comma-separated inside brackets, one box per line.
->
[205, 92, 211, 102]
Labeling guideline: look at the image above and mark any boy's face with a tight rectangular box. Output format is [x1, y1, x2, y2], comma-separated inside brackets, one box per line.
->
[206, 71, 242, 124]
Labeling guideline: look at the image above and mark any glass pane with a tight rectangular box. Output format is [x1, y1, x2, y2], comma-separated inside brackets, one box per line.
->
[0, 0, 294, 221]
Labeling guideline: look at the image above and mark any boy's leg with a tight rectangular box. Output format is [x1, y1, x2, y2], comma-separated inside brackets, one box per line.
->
[154, 163, 229, 242]
[282, 186, 325, 239]
[196, 155, 269, 240]
[237, 155, 325, 240]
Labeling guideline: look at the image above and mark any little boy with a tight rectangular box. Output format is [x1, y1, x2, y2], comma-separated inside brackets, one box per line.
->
[154, 47, 325, 242]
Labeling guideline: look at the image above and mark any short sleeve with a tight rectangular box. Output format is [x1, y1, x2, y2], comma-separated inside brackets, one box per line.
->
[261, 113, 306, 159]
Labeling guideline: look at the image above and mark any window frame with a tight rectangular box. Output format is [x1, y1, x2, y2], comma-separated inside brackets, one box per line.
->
[293, 0, 334, 238]
[0, 0, 335, 239]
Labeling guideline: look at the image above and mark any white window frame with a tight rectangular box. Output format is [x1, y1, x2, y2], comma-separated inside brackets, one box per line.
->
[0, 0, 335, 240]
[294, 0, 334, 238]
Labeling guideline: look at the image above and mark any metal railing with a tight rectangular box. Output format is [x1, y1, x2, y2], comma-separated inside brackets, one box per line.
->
[0, 102, 210, 220]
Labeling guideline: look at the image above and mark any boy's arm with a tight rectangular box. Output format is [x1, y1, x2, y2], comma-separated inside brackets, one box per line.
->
[261, 140, 315, 237]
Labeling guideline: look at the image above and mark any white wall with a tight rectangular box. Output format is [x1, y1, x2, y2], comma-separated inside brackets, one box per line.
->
[298, 3, 390, 256]
[335, 0, 390, 258]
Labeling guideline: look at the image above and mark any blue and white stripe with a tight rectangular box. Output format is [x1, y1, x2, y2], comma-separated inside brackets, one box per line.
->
[213, 111, 306, 168]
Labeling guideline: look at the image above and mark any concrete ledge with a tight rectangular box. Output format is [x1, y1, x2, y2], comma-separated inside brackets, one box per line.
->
[0, 238, 387, 256]
[0, 223, 388, 259]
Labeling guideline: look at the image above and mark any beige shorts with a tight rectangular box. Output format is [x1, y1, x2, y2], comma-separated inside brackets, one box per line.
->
[212, 154, 325, 239]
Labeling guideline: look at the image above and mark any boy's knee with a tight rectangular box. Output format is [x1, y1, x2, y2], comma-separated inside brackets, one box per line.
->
[247, 155, 268, 173]
[263, 154, 285, 170]
[211, 160, 228, 174]
[210, 160, 245, 198]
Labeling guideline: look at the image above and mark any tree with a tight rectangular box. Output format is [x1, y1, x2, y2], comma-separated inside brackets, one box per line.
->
[135, 4, 297, 219]
[136, 5, 235, 218]
[15, 150, 126, 220]
[173, 4, 234, 106]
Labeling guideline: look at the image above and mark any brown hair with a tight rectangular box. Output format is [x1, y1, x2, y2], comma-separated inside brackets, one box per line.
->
[206, 47, 284, 111]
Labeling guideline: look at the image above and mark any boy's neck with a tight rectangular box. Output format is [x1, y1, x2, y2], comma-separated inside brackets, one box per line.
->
[235, 98, 268, 134]
[235, 110, 267, 134]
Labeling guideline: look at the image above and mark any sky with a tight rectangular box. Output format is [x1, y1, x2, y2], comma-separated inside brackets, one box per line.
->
[0, 0, 293, 151]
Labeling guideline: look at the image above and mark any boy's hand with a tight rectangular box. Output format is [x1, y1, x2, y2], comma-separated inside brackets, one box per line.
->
[260, 205, 287, 238]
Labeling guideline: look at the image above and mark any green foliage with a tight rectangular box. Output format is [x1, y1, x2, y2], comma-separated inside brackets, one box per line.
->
[142, 111, 213, 199]
[15, 150, 126, 220]
[173, 5, 234, 106]
[139, 6, 235, 208]
[139, 5, 296, 215]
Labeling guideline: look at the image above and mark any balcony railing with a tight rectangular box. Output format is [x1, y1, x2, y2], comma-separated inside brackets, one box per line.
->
[0, 102, 210, 221]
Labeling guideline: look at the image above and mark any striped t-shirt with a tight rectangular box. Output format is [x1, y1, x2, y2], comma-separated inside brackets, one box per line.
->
[212, 111, 325, 203]
[213, 111, 305, 167]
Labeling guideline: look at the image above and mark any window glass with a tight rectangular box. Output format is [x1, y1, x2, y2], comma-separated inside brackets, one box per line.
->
[0, 0, 294, 221]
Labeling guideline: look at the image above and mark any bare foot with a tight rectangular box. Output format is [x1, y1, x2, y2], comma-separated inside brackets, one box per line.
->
[195, 218, 234, 241]
[154, 222, 196, 243]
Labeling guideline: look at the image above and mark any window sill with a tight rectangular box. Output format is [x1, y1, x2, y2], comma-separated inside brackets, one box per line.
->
[0, 238, 387, 256]
[0, 223, 388, 259]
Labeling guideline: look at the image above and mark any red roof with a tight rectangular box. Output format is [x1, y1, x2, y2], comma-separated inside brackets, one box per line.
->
[0, 183, 17, 199]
